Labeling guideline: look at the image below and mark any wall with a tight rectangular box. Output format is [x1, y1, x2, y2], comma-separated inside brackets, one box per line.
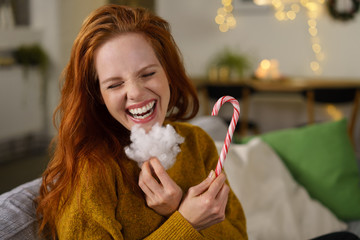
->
[0, 0, 106, 141]
[1, 0, 359, 147]
[31, 0, 106, 136]
[156, 0, 360, 149]
[156, 0, 360, 78]
[0, 28, 44, 139]
[0, 67, 43, 139]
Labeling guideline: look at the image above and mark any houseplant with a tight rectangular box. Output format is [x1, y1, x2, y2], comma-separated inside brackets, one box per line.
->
[208, 48, 252, 82]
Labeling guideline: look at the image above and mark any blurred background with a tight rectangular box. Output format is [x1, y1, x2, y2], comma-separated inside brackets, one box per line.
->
[1, 0, 359, 193]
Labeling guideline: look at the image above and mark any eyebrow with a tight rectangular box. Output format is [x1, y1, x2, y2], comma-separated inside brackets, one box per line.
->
[100, 63, 159, 85]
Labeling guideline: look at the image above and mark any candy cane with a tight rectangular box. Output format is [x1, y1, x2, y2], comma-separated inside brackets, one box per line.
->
[211, 96, 240, 176]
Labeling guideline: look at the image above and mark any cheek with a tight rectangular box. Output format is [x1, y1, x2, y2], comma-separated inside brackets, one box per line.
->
[162, 82, 171, 103]
[164, 86, 170, 104]
[158, 75, 170, 100]
[101, 91, 123, 112]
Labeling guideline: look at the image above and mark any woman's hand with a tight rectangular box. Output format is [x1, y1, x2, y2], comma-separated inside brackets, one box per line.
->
[138, 158, 183, 217]
[178, 171, 230, 231]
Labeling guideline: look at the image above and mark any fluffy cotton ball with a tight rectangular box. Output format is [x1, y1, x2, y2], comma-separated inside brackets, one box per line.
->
[124, 123, 184, 169]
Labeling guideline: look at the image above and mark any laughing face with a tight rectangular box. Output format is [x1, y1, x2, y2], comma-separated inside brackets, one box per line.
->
[95, 33, 170, 132]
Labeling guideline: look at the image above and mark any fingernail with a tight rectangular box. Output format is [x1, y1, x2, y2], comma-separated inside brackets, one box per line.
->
[208, 170, 215, 179]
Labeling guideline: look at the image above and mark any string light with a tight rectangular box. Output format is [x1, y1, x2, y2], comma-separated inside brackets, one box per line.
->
[265, 0, 302, 21]
[252, 0, 325, 75]
[215, 0, 325, 75]
[302, 0, 325, 75]
[215, 0, 237, 32]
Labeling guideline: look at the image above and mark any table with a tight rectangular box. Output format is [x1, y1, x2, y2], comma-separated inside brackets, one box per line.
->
[194, 77, 360, 140]
[195, 77, 360, 93]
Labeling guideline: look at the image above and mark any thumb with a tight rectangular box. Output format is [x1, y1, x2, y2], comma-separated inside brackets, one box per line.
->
[189, 170, 216, 197]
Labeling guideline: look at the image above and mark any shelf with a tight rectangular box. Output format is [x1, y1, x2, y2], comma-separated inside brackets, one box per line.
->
[0, 27, 42, 49]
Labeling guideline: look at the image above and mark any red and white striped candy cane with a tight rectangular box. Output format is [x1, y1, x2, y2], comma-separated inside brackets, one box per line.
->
[211, 96, 240, 176]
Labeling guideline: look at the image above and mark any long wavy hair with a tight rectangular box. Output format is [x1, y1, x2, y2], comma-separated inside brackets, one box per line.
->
[36, 4, 199, 239]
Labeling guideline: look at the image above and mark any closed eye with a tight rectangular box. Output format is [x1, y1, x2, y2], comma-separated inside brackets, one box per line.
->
[142, 72, 155, 78]
[107, 82, 123, 89]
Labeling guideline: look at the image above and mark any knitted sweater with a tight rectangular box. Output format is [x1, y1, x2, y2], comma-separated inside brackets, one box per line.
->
[56, 122, 248, 239]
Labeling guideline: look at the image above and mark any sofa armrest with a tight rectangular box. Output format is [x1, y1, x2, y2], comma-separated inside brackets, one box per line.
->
[0, 178, 42, 240]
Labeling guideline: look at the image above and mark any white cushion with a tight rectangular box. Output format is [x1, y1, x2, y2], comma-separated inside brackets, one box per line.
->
[189, 116, 228, 142]
[218, 138, 347, 240]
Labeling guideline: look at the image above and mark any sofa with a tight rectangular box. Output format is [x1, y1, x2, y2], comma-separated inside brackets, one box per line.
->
[1, 117, 360, 239]
[192, 116, 360, 239]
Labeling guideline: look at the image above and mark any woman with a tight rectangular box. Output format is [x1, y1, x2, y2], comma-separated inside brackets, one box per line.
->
[36, 4, 247, 239]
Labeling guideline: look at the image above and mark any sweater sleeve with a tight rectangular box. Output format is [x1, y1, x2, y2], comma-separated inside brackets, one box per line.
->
[56, 162, 203, 240]
[55, 157, 206, 240]
[56, 124, 247, 239]
[144, 211, 205, 240]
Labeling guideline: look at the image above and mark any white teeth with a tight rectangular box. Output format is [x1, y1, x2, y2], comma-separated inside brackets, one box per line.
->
[135, 111, 152, 119]
[128, 101, 155, 117]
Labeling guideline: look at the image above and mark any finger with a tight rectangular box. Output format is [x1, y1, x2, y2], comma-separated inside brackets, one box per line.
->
[216, 183, 230, 202]
[141, 161, 163, 193]
[149, 158, 176, 189]
[188, 170, 216, 197]
[217, 184, 230, 213]
[206, 173, 227, 197]
[138, 170, 155, 199]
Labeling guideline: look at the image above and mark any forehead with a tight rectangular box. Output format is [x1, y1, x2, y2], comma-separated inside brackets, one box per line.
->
[96, 32, 155, 60]
[95, 33, 160, 78]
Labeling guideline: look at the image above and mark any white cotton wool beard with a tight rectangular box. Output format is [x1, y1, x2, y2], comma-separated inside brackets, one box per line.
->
[124, 123, 184, 170]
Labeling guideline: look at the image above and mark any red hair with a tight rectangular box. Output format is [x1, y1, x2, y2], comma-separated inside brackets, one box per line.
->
[36, 4, 199, 239]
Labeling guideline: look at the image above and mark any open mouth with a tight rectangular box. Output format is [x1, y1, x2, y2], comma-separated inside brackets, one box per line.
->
[127, 100, 156, 120]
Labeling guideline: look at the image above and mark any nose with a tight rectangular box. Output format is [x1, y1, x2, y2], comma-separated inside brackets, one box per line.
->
[126, 79, 144, 100]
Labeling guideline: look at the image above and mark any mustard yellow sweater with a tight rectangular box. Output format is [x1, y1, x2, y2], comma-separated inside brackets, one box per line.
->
[56, 122, 247, 239]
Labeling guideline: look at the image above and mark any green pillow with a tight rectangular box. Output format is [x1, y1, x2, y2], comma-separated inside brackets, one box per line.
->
[242, 119, 360, 221]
